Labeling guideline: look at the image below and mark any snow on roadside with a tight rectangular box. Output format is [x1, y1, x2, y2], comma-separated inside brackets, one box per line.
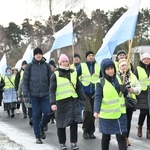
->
[0, 122, 59, 150]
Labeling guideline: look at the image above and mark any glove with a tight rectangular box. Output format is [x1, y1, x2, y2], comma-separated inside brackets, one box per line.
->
[23, 97, 30, 103]
[120, 85, 127, 93]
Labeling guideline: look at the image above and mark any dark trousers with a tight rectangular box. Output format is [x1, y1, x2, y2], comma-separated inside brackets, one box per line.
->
[22, 101, 27, 116]
[16, 101, 20, 109]
[30, 96, 50, 138]
[101, 133, 127, 150]
[28, 108, 32, 120]
[126, 108, 133, 138]
[138, 109, 150, 130]
[82, 95, 95, 134]
[57, 122, 78, 144]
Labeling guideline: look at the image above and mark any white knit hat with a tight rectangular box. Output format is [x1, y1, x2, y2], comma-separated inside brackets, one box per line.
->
[140, 53, 150, 61]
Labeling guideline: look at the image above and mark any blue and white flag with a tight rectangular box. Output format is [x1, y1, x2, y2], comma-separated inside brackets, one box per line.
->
[95, 0, 141, 65]
[50, 21, 73, 52]
[0, 54, 7, 77]
[15, 44, 33, 71]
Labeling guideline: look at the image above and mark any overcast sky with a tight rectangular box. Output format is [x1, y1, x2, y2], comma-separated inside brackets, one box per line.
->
[0, 0, 150, 27]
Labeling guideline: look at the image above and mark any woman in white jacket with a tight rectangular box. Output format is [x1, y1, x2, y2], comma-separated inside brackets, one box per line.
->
[117, 59, 141, 147]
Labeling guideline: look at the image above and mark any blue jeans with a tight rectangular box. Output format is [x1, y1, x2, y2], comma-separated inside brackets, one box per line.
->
[30, 96, 50, 138]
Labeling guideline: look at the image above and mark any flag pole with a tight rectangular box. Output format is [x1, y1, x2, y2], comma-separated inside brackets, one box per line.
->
[120, 39, 133, 96]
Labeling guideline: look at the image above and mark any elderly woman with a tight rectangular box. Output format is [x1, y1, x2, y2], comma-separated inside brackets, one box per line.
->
[118, 59, 141, 147]
[3, 66, 17, 118]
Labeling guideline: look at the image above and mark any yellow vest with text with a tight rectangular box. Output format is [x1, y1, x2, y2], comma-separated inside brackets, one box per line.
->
[99, 77, 126, 119]
[55, 71, 78, 101]
[4, 75, 15, 89]
[80, 63, 100, 86]
[137, 66, 149, 91]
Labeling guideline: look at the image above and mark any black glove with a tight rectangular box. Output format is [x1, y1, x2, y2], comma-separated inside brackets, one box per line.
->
[120, 85, 127, 93]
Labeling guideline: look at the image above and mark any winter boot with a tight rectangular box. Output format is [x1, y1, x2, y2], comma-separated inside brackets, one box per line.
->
[137, 125, 142, 137]
[146, 130, 150, 139]
[126, 138, 131, 146]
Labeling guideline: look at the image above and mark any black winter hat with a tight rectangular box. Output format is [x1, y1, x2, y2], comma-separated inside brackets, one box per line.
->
[33, 47, 43, 56]
[117, 50, 126, 56]
[21, 60, 27, 66]
[74, 53, 81, 59]
[85, 50, 94, 58]
[49, 60, 56, 67]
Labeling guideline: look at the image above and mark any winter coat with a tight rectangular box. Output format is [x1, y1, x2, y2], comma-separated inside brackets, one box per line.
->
[50, 68, 86, 128]
[77, 61, 101, 95]
[23, 57, 52, 98]
[94, 58, 127, 134]
[134, 61, 150, 109]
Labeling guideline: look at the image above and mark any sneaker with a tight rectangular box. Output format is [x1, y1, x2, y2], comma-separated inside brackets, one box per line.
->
[89, 133, 96, 139]
[60, 144, 67, 150]
[83, 132, 89, 139]
[36, 138, 43, 144]
[71, 143, 79, 150]
[40, 127, 46, 139]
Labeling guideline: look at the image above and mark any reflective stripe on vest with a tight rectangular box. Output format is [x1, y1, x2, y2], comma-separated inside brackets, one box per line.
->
[4, 75, 15, 89]
[137, 66, 149, 91]
[55, 71, 78, 101]
[80, 63, 100, 86]
[99, 78, 126, 119]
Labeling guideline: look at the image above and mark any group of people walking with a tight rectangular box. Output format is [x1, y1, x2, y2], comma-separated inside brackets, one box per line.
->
[0, 47, 150, 150]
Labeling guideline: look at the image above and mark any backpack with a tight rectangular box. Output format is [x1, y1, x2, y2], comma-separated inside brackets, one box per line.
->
[28, 62, 50, 85]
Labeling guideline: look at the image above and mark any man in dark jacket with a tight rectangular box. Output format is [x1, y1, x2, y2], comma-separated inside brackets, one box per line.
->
[77, 50, 101, 139]
[23, 47, 52, 144]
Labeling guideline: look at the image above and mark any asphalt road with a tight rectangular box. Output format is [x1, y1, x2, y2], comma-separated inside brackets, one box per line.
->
[0, 107, 150, 150]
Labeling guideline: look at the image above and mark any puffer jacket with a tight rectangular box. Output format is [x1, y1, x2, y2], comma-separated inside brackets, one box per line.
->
[23, 57, 52, 97]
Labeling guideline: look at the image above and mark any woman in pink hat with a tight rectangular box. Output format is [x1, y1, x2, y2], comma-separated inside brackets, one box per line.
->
[50, 54, 85, 150]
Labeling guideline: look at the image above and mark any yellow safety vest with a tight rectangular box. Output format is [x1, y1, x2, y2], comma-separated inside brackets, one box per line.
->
[55, 71, 78, 101]
[129, 72, 137, 99]
[99, 77, 126, 119]
[137, 66, 149, 91]
[4, 75, 15, 89]
[20, 70, 24, 80]
[80, 63, 100, 86]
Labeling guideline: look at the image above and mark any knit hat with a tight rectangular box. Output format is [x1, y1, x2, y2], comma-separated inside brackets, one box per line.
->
[33, 47, 43, 56]
[117, 50, 126, 56]
[12, 67, 18, 71]
[58, 54, 69, 64]
[74, 53, 81, 59]
[118, 59, 127, 68]
[85, 50, 94, 58]
[21, 60, 27, 66]
[140, 53, 150, 61]
[49, 60, 56, 67]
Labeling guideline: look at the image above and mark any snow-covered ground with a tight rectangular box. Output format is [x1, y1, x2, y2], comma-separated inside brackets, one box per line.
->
[0, 120, 58, 150]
